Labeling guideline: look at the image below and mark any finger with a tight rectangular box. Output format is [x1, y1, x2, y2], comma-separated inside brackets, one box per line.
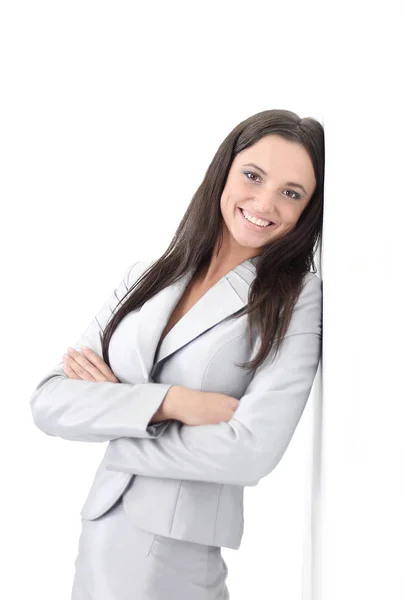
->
[80, 346, 119, 383]
[67, 348, 120, 383]
[62, 359, 82, 380]
[64, 352, 98, 381]
[67, 348, 104, 381]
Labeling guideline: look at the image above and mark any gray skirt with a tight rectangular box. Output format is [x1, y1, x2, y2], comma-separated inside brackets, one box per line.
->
[70, 496, 230, 599]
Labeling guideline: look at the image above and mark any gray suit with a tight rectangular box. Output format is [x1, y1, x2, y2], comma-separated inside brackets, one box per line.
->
[30, 255, 322, 551]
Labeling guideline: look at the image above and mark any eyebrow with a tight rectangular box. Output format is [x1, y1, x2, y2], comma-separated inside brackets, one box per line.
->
[242, 162, 308, 196]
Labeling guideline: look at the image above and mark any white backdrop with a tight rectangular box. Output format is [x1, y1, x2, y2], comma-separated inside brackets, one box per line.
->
[1, 1, 402, 599]
[312, 12, 404, 596]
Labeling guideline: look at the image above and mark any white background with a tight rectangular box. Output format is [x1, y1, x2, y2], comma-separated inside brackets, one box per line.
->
[1, 1, 403, 599]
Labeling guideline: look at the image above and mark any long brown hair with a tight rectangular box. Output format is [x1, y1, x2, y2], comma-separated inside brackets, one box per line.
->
[102, 108, 324, 372]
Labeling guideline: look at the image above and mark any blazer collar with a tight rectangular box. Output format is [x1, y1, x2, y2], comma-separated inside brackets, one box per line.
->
[134, 256, 259, 381]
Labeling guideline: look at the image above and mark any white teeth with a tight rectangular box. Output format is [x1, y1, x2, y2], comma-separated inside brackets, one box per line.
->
[241, 208, 272, 227]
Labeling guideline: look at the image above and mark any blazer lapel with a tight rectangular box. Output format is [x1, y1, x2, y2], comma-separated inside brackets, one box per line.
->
[134, 256, 259, 381]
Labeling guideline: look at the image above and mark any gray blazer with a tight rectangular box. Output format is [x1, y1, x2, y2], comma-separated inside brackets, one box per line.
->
[30, 256, 322, 550]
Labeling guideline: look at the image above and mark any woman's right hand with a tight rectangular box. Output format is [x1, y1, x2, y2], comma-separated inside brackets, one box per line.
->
[169, 386, 240, 426]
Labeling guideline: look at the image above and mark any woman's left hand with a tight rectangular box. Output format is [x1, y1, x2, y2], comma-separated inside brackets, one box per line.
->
[62, 345, 120, 383]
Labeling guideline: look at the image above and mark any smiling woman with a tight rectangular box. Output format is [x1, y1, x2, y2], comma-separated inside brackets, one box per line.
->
[30, 108, 324, 600]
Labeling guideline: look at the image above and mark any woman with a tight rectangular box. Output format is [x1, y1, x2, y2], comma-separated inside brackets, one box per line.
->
[30, 108, 324, 599]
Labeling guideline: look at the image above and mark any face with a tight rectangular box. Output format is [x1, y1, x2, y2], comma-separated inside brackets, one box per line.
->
[219, 134, 317, 258]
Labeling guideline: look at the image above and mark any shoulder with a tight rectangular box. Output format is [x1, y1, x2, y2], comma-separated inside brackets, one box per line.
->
[302, 271, 322, 298]
[285, 272, 322, 337]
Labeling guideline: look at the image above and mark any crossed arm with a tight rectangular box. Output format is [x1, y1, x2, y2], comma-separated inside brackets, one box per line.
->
[57, 327, 321, 487]
[30, 262, 322, 487]
[103, 329, 321, 487]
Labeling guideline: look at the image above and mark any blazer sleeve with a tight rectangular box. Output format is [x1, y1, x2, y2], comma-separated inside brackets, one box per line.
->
[29, 260, 173, 443]
[104, 274, 323, 486]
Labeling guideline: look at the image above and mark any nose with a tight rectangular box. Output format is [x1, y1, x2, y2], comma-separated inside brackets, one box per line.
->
[253, 190, 278, 214]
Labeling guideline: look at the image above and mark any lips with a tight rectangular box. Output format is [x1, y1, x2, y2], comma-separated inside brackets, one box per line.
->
[239, 207, 275, 226]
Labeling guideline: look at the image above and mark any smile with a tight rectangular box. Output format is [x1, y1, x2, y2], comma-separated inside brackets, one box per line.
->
[238, 207, 276, 231]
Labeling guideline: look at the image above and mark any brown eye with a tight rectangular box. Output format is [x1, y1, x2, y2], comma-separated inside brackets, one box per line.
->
[284, 189, 301, 200]
[243, 171, 260, 182]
